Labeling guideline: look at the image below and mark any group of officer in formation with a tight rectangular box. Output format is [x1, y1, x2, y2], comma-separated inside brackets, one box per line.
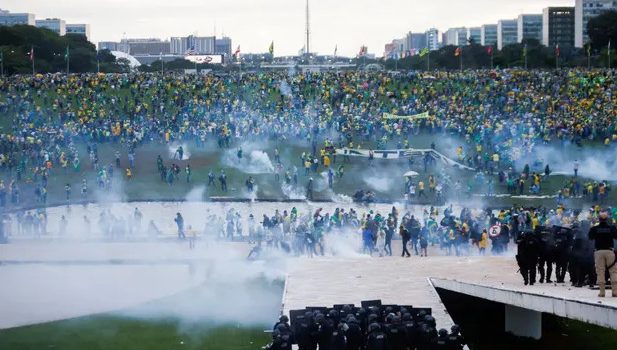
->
[264, 303, 464, 350]
[516, 211, 617, 297]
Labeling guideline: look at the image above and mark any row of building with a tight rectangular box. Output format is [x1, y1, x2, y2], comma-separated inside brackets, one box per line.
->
[0, 8, 233, 62]
[0, 9, 90, 40]
[385, 0, 616, 57]
[98, 35, 233, 57]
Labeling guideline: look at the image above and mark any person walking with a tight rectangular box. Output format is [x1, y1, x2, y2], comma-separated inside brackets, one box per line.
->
[588, 212, 617, 297]
[400, 224, 411, 257]
[175, 212, 185, 239]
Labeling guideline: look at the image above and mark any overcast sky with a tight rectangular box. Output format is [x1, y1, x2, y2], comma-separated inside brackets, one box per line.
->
[3, 0, 574, 56]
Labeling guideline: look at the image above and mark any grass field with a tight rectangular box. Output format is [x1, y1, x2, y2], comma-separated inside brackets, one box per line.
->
[0, 316, 270, 350]
[0, 276, 283, 350]
[0, 133, 612, 210]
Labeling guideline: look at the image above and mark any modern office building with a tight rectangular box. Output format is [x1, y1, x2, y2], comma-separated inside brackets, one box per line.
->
[35, 18, 66, 35]
[481, 24, 498, 46]
[98, 42, 119, 51]
[542, 7, 576, 47]
[171, 36, 215, 54]
[66, 24, 91, 41]
[575, 0, 617, 47]
[467, 27, 481, 45]
[215, 37, 232, 57]
[426, 28, 440, 51]
[497, 19, 518, 50]
[0, 9, 35, 26]
[120, 38, 171, 55]
[517, 14, 543, 43]
[444, 27, 467, 46]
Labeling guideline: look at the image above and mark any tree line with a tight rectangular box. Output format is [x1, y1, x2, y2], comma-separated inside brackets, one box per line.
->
[0, 11, 616, 74]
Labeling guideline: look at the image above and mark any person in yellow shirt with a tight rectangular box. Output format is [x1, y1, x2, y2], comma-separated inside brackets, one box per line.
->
[418, 181, 426, 198]
[479, 229, 488, 255]
[304, 159, 311, 175]
[323, 155, 331, 168]
[531, 214, 539, 230]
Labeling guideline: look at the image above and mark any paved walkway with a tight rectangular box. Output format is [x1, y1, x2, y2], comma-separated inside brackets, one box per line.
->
[283, 255, 617, 330]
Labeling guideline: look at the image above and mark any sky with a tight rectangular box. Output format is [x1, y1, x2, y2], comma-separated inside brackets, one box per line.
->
[3, 0, 575, 56]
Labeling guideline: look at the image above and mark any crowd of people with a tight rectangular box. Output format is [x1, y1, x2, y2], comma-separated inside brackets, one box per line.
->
[178, 202, 616, 261]
[0, 69, 615, 206]
[265, 303, 464, 350]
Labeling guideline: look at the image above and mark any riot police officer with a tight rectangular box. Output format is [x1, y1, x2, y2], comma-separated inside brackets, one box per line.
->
[516, 230, 540, 285]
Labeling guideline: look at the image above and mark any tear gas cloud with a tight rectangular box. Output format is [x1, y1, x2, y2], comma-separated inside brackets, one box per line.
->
[167, 142, 192, 160]
[222, 141, 276, 174]
[515, 144, 617, 181]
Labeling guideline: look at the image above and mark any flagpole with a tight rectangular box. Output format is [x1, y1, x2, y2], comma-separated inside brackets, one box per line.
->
[66, 46, 70, 75]
[524, 44, 527, 70]
[490, 50, 493, 69]
[459, 48, 463, 71]
[0, 50, 3, 76]
[609, 40, 612, 69]
[587, 44, 591, 69]
[555, 45, 558, 70]
[427, 50, 430, 71]
[31, 46, 34, 75]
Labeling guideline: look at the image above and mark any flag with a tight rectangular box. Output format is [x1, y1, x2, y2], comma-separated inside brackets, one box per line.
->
[64, 45, 69, 62]
[159, 51, 163, 61]
[358, 45, 367, 57]
[334, 45, 338, 57]
[486, 46, 493, 56]
[419, 48, 429, 57]
[523, 44, 527, 58]
[555, 44, 560, 58]
[233, 45, 241, 57]
[454, 47, 461, 57]
[586, 43, 591, 56]
[269, 41, 274, 55]
[29, 47, 34, 62]
[0, 50, 3, 63]
[609, 39, 612, 51]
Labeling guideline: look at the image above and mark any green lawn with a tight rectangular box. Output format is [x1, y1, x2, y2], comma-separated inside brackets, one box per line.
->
[0, 278, 283, 350]
[0, 317, 270, 350]
[1, 133, 612, 210]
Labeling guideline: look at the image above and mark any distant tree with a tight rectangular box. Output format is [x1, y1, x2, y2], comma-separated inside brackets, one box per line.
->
[116, 58, 132, 73]
[587, 10, 617, 49]
[0, 25, 109, 74]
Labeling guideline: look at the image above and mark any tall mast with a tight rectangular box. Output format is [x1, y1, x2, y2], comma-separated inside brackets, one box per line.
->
[305, 0, 310, 55]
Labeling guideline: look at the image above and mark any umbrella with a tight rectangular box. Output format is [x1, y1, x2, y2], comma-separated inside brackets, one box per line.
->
[403, 171, 419, 177]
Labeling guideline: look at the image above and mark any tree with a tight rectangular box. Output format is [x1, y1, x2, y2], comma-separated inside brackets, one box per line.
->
[116, 58, 132, 73]
[587, 10, 617, 49]
[0, 25, 118, 74]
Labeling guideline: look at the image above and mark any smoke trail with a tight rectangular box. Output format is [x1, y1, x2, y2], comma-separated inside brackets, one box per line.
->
[167, 142, 192, 160]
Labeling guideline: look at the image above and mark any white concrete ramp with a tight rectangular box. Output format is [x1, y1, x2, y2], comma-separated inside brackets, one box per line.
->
[282, 255, 617, 334]
[431, 278, 617, 330]
[282, 257, 463, 329]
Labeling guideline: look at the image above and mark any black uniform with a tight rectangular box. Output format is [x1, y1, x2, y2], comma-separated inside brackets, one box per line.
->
[516, 230, 540, 285]
[536, 226, 555, 283]
[366, 323, 387, 350]
[553, 226, 574, 283]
